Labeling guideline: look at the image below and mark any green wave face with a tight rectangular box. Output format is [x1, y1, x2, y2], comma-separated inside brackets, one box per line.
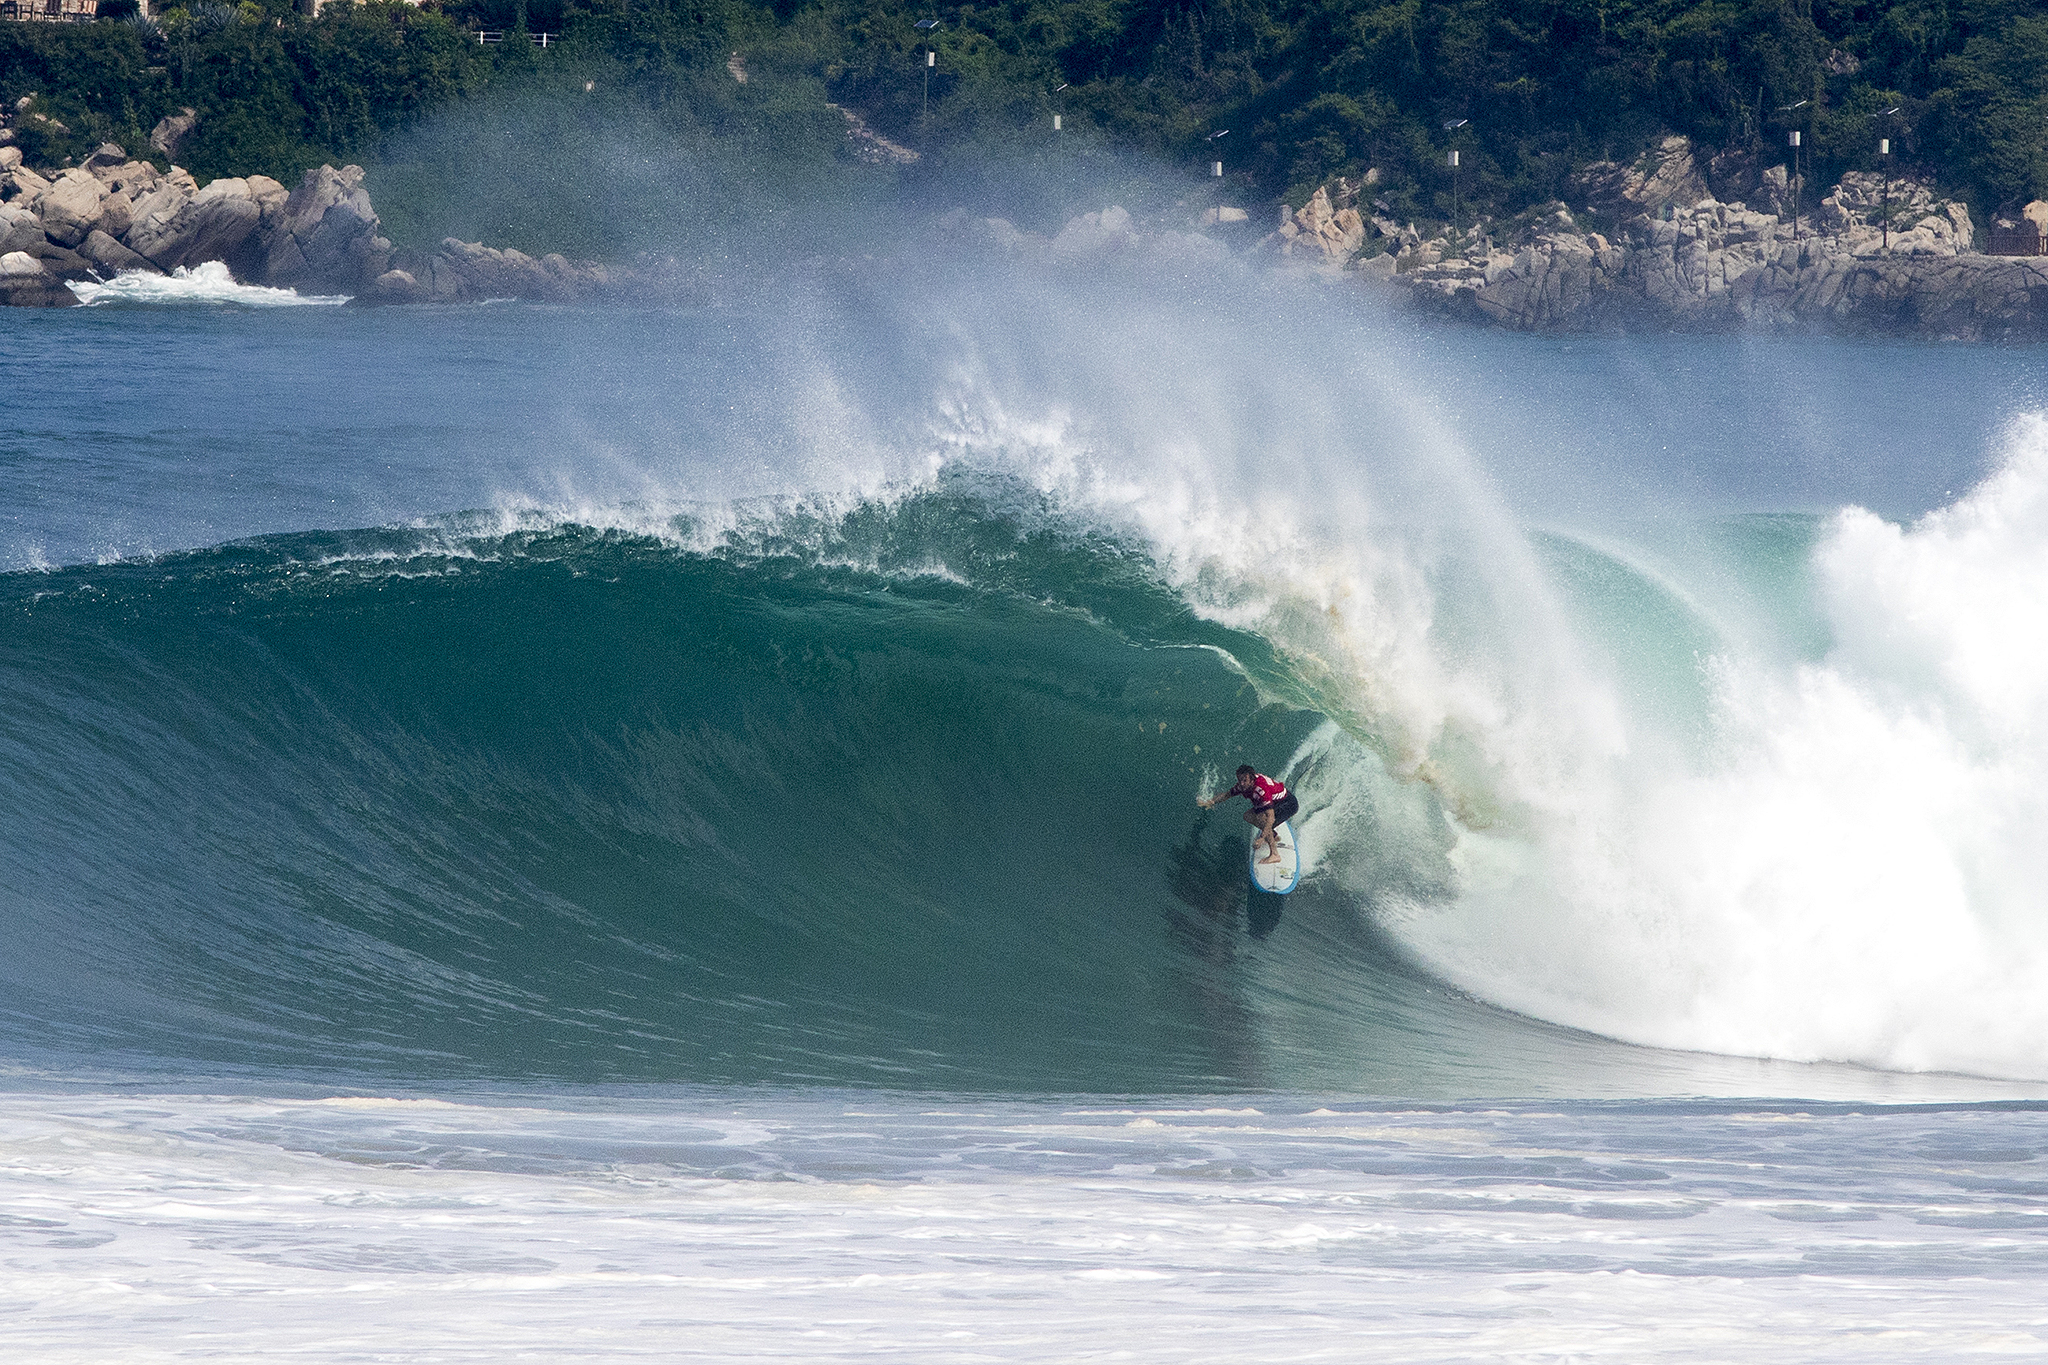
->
[3, 483, 1532, 1091]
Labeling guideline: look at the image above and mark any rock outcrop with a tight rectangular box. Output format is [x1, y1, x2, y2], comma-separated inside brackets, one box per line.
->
[1273, 183, 1367, 262]
[1318, 135, 2047, 340]
[7, 126, 2048, 334]
[260, 164, 387, 290]
[1, 247, 76, 307]
[149, 108, 199, 161]
[0, 145, 615, 308]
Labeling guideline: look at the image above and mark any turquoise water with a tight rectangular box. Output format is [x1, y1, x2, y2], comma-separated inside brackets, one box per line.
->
[8, 250, 2048, 1362]
[5, 255, 2048, 1096]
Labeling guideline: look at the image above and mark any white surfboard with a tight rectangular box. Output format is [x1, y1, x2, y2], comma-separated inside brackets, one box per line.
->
[1249, 820, 1300, 894]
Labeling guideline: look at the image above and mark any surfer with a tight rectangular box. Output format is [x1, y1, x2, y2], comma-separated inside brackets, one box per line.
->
[1199, 766, 1298, 864]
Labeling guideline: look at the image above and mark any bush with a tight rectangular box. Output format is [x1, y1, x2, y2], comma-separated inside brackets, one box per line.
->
[6, 0, 2047, 241]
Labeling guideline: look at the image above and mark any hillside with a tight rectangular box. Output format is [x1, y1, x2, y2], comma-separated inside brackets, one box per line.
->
[3, 0, 2044, 247]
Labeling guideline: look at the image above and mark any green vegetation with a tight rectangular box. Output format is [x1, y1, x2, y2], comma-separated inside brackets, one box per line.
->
[5, 0, 2047, 246]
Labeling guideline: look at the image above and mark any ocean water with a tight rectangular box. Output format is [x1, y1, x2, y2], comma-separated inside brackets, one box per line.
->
[4, 243, 2047, 1359]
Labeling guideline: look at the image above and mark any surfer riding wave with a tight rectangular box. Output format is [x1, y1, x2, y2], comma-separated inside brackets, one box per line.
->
[1200, 766, 1298, 864]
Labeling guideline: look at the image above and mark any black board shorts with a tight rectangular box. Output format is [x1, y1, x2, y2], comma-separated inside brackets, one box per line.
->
[1255, 792, 1299, 824]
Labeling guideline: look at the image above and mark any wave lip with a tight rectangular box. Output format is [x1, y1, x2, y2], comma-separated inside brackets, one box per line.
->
[67, 261, 349, 308]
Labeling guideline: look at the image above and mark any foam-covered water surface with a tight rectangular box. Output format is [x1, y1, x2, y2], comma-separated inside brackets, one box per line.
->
[5, 1085, 2046, 1362]
[66, 260, 351, 308]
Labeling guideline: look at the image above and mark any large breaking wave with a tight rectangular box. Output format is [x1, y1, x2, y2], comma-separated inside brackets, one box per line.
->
[5, 438, 2048, 1089]
[0, 485, 1448, 1089]
[5, 223, 2047, 1091]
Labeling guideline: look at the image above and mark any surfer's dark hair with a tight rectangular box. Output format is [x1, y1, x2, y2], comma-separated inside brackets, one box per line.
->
[1236, 765, 1255, 778]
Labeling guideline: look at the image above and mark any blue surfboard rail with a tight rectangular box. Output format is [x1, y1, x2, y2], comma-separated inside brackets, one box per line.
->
[1248, 819, 1300, 894]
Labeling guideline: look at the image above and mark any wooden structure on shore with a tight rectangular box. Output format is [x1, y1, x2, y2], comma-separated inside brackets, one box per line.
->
[1, 0, 100, 20]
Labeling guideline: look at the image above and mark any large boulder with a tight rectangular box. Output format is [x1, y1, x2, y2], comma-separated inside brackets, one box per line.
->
[32, 169, 107, 248]
[0, 202, 43, 254]
[129, 174, 262, 270]
[21, 236, 94, 280]
[149, 108, 198, 161]
[1271, 185, 1366, 262]
[246, 174, 288, 229]
[1, 162, 50, 204]
[168, 178, 263, 268]
[124, 168, 199, 261]
[261, 164, 389, 291]
[358, 268, 430, 305]
[78, 228, 159, 277]
[90, 189, 133, 242]
[420, 239, 572, 301]
[1571, 136, 1710, 221]
[0, 248, 77, 307]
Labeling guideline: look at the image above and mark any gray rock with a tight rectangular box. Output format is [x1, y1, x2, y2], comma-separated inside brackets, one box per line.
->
[90, 158, 161, 192]
[246, 174, 288, 230]
[78, 228, 159, 277]
[90, 189, 133, 242]
[358, 268, 429, 305]
[0, 249, 78, 307]
[1265, 185, 1367, 262]
[18, 237, 92, 281]
[124, 176, 194, 261]
[2, 162, 50, 203]
[0, 202, 43, 254]
[262, 164, 388, 291]
[149, 109, 198, 161]
[33, 169, 107, 248]
[132, 177, 262, 271]
[173, 180, 262, 268]
[425, 238, 571, 301]
[1572, 136, 1708, 219]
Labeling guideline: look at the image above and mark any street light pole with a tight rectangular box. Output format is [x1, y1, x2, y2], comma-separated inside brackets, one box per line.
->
[1443, 119, 1468, 242]
[1776, 101, 1808, 243]
[1789, 129, 1802, 240]
[1877, 107, 1900, 255]
[1879, 136, 1891, 252]
[915, 19, 940, 133]
[1052, 82, 1067, 219]
[1449, 149, 1460, 235]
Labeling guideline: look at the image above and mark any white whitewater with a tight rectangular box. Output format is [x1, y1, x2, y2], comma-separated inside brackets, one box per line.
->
[4, 1085, 2043, 1363]
[67, 261, 350, 307]
[859, 252, 2048, 1083]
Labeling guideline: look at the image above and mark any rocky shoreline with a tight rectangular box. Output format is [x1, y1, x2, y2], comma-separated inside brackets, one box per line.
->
[1269, 136, 2048, 342]
[7, 126, 2048, 339]
[2, 140, 613, 310]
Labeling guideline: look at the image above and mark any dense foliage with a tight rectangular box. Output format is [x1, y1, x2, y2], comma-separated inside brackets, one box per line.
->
[5, 0, 2046, 244]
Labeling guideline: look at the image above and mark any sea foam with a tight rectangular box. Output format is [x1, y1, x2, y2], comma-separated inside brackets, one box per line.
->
[67, 261, 349, 308]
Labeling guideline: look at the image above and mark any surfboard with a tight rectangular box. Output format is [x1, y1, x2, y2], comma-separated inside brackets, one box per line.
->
[1249, 820, 1300, 894]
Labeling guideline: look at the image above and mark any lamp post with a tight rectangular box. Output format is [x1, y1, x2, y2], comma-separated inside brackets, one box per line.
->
[1207, 127, 1228, 181]
[1789, 129, 1802, 239]
[1443, 118, 1468, 241]
[915, 19, 941, 131]
[1051, 82, 1067, 218]
[1877, 107, 1900, 254]
[1777, 101, 1808, 242]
